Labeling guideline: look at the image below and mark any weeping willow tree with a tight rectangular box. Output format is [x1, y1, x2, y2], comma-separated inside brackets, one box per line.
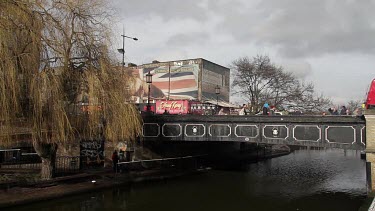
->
[0, 0, 142, 180]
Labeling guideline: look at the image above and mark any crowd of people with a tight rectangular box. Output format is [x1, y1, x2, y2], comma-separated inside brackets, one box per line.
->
[326, 106, 362, 116]
[237, 103, 281, 116]
[153, 101, 364, 116]
[221, 103, 363, 116]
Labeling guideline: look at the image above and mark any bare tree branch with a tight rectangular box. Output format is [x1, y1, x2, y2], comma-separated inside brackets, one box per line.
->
[231, 55, 331, 113]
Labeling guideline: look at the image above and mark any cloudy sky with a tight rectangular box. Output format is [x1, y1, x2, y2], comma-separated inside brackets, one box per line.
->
[111, 0, 375, 105]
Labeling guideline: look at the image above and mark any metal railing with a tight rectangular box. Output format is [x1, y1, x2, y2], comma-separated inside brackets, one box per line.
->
[0, 151, 41, 169]
[55, 156, 80, 175]
[116, 155, 207, 172]
[0, 154, 80, 175]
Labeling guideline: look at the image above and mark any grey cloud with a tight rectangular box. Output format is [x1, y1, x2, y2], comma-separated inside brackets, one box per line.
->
[215, 0, 375, 58]
[112, 0, 208, 21]
[281, 61, 313, 79]
[112, 0, 375, 58]
[166, 32, 211, 46]
[110, 0, 375, 105]
[206, 0, 247, 14]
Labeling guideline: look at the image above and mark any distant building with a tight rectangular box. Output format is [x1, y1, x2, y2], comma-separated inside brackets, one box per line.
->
[125, 58, 230, 103]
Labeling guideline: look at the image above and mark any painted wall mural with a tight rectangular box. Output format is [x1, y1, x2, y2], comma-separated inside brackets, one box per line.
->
[143, 64, 199, 100]
[126, 59, 229, 103]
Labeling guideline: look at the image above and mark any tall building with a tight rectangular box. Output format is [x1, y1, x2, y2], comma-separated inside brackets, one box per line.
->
[126, 58, 230, 103]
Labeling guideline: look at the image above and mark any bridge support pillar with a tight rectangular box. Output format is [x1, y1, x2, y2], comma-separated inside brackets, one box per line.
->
[365, 112, 375, 194]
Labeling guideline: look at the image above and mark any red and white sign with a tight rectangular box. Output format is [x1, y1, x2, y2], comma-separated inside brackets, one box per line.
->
[156, 100, 189, 114]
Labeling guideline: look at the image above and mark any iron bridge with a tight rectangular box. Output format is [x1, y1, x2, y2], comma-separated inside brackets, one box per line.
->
[142, 115, 366, 150]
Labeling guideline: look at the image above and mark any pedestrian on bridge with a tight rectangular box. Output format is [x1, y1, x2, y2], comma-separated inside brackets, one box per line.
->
[239, 104, 247, 115]
[218, 108, 226, 115]
[262, 102, 269, 115]
[328, 107, 339, 115]
[340, 106, 347, 115]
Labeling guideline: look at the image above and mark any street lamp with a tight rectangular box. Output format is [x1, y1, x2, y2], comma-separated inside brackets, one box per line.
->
[215, 85, 220, 114]
[117, 34, 138, 67]
[146, 71, 153, 112]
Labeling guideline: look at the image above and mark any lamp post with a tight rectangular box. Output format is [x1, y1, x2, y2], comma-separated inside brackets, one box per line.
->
[117, 34, 138, 67]
[117, 32, 137, 104]
[146, 71, 153, 112]
[215, 85, 220, 114]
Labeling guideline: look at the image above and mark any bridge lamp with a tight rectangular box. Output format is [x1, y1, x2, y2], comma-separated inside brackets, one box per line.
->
[192, 126, 198, 135]
[272, 127, 279, 137]
[146, 71, 153, 112]
[215, 85, 220, 114]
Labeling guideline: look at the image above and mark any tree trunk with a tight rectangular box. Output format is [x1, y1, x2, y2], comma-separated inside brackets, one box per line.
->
[33, 141, 58, 180]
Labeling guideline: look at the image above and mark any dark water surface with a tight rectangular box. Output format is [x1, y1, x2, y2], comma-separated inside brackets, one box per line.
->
[9, 149, 367, 211]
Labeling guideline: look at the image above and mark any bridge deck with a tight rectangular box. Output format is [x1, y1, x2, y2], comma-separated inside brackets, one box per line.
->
[142, 115, 366, 150]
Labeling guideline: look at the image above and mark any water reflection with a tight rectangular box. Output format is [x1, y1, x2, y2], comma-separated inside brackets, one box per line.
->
[9, 149, 367, 211]
[246, 149, 366, 199]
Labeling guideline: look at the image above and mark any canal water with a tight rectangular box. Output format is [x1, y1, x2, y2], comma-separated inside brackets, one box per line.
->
[9, 149, 367, 211]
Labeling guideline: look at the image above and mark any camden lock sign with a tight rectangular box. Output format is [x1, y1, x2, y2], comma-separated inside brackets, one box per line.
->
[156, 100, 189, 114]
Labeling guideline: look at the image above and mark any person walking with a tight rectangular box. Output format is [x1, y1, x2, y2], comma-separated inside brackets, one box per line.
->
[340, 106, 347, 115]
[262, 102, 269, 115]
[112, 150, 119, 172]
[269, 106, 276, 116]
[329, 107, 339, 115]
[218, 108, 226, 115]
[239, 104, 247, 115]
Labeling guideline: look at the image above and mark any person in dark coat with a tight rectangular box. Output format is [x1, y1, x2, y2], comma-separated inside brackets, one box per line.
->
[329, 107, 339, 115]
[262, 102, 269, 115]
[112, 150, 119, 172]
[340, 106, 347, 115]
